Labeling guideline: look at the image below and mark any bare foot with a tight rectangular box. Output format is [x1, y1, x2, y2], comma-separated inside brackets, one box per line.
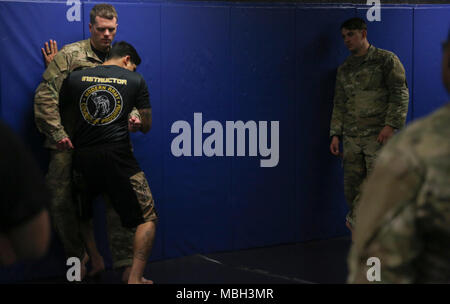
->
[88, 254, 105, 277]
[121, 266, 131, 284]
[128, 277, 154, 284]
[142, 277, 154, 284]
[81, 253, 89, 281]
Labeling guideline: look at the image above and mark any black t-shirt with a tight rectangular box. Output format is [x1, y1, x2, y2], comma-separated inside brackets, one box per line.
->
[91, 44, 107, 63]
[60, 65, 151, 148]
[0, 121, 49, 233]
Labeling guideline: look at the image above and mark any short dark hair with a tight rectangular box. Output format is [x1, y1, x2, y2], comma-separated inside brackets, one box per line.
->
[107, 41, 141, 66]
[341, 18, 367, 31]
[90, 3, 118, 25]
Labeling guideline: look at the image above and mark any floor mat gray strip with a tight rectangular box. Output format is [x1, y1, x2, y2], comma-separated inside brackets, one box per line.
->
[197, 254, 316, 284]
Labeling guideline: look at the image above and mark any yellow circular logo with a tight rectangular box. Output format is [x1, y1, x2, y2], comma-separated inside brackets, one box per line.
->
[79, 84, 123, 126]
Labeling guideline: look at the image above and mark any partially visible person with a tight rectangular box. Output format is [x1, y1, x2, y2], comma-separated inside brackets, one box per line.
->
[59, 41, 157, 284]
[0, 121, 51, 266]
[34, 3, 141, 282]
[347, 28, 450, 283]
[329, 18, 409, 233]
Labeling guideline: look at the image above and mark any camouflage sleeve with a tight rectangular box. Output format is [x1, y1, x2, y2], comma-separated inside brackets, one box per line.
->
[34, 50, 72, 143]
[329, 70, 346, 138]
[383, 54, 409, 129]
[129, 107, 141, 120]
[347, 142, 423, 283]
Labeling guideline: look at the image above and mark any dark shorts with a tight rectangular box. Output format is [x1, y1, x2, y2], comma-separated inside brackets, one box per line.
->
[73, 143, 157, 228]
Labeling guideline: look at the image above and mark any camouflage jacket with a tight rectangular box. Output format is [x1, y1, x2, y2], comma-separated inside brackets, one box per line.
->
[34, 39, 140, 149]
[330, 45, 409, 138]
[347, 103, 450, 283]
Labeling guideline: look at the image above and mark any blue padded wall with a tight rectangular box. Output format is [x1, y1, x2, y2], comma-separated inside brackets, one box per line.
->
[230, 6, 297, 249]
[161, 4, 233, 257]
[0, 1, 449, 282]
[413, 6, 450, 119]
[294, 6, 355, 242]
[230, 7, 296, 248]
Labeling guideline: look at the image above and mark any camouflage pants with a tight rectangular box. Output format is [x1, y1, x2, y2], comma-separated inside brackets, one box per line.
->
[46, 150, 134, 268]
[343, 135, 383, 227]
[104, 198, 135, 269]
[46, 150, 84, 259]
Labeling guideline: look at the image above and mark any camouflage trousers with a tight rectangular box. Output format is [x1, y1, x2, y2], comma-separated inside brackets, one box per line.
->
[343, 135, 383, 227]
[46, 150, 134, 268]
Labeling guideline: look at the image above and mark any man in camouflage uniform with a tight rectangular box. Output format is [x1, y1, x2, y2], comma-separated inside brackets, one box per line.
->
[34, 3, 140, 281]
[329, 18, 409, 231]
[347, 29, 450, 283]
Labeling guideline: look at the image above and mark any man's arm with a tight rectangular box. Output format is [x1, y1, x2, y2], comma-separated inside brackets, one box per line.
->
[7, 210, 51, 262]
[138, 108, 152, 134]
[128, 107, 142, 133]
[0, 122, 51, 265]
[34, 50, 71, 144]
[128, 108, 142, 133]
[133, 77, 152, 134]
[330, 73, 346, 139]
[330, 136, 340, 156]
[129, 107, 141, 121]
[377, 125, 395, 144]
[383, 54, 409, 130]
[329, 72, 346, 156]
[54, 77, 75, 151]
[376, 55, 409, 144]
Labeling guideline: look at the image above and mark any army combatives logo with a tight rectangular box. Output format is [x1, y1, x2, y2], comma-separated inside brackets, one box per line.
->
[80, 84, 123, 126]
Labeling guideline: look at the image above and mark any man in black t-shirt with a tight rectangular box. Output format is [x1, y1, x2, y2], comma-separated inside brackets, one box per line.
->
[35, 5, 144, 281]
[59, 41, 157, 284]
[0, 121, 51, 266]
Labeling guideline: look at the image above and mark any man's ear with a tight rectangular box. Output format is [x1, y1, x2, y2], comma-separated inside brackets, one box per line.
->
[122, 55, 131, 67]
[361, 29, 368, 39]
[89, 23, 92, 33]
